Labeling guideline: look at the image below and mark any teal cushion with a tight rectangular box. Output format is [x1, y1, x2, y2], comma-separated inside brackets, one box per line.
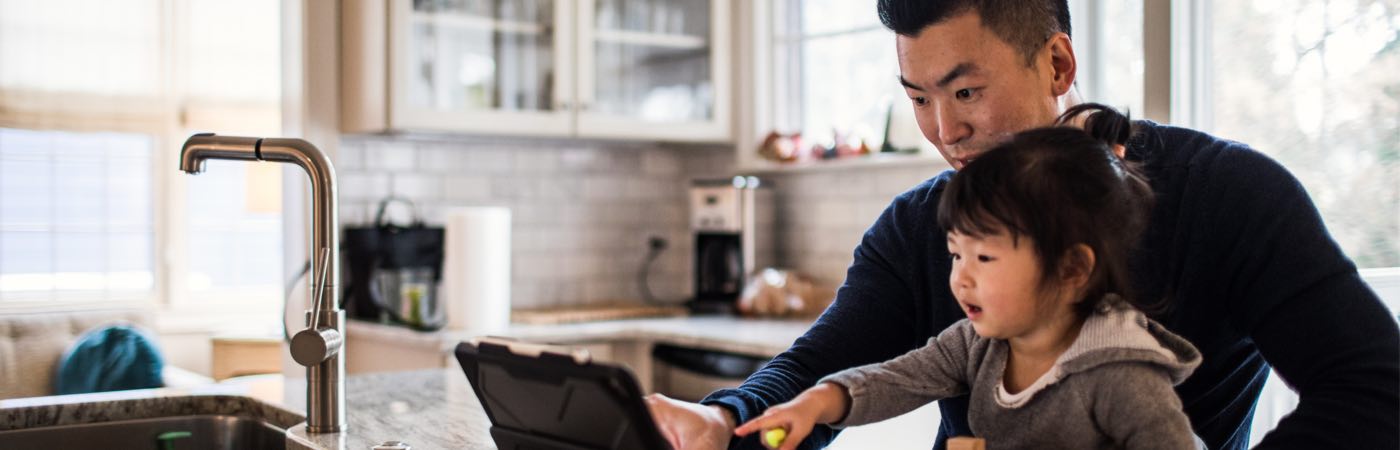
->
[54, 325, 165, 395]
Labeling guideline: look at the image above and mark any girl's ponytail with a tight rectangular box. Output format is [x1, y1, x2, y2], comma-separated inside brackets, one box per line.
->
[1057, 103, 1133, 147]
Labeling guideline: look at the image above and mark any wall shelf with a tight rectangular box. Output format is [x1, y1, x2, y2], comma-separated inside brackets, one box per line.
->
[740, 152, 950, 174]
[593, 29, 707, 49]
[411, 11, 548, 35]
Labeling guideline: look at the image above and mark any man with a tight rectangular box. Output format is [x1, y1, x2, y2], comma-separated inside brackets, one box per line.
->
[646, 1, 1400, 449]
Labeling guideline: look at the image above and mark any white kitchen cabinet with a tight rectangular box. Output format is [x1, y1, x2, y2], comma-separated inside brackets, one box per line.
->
[342, 0, 731, 142]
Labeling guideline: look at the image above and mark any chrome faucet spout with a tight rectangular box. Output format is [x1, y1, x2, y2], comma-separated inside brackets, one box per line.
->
[178, 133, 346, 434]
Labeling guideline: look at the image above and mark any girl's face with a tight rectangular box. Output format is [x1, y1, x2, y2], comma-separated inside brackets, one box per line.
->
[947, 229, 1072, 339]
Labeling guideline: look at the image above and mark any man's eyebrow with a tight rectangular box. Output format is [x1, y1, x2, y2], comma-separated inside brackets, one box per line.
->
[935, 62, 976, 89]
[899, 75, 924, 91]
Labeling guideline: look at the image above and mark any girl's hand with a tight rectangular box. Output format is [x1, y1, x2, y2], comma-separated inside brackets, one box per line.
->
[733, 383, 850, 450]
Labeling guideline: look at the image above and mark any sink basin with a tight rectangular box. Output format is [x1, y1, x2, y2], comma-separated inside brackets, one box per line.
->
[0, 414, 286, 450]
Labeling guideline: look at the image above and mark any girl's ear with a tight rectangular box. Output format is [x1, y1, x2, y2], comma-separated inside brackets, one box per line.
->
[1058, 244, 1096, 291]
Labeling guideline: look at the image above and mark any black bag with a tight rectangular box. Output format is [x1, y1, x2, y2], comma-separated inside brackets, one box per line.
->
[342, 198, 446, 330]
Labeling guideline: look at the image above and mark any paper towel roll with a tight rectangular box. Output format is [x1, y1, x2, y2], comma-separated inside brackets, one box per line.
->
[441, 207, 512, 333]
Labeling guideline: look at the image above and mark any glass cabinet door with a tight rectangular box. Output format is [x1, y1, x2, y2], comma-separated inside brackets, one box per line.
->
[391, 0, 574, 135]
[577, 0, 730, 140]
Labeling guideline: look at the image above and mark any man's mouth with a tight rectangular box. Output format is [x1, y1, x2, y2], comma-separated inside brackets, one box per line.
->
[952, 154, 979, 169]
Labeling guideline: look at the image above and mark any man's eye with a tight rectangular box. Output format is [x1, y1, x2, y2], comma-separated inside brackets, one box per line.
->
[911, 96, 928, 106]
[977, 255, 994, 262]
[955, 89, 975, 100]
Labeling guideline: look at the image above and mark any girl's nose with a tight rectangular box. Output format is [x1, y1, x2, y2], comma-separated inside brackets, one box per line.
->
[950, 266, 973, 292]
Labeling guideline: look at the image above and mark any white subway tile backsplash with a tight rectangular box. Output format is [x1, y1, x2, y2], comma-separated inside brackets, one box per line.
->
[332, 135, 957, 308]
[580, 176, 628, 200]
[442, 176, 492, 201]
[462, 148, 514, 172]
[339, 172, 391, 201]
[641, 149, 682, 176]
[513, 149, 560, 173]
[391, 174, 443, 200]
[364, 142, 417, 171]
[336, 142, 365, 171]
[417, 146, 469, 172]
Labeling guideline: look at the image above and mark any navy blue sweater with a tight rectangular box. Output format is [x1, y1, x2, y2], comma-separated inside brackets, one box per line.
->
[702, 121, 1400, 449]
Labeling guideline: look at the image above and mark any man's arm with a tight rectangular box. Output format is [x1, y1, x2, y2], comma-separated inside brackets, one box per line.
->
[1206, 149, 1399, 448]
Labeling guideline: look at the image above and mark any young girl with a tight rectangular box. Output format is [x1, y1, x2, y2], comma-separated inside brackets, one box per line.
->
[734, 104, 1203, 450]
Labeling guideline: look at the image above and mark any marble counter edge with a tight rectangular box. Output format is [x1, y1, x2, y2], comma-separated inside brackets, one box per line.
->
[346, 317, 811, 358]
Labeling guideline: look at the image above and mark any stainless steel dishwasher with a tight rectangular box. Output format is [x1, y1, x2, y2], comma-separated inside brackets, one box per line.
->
[650, 344, 770, 402]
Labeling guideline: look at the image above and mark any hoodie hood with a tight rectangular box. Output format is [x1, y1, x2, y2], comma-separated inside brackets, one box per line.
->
[1055, 295, 1202, 385]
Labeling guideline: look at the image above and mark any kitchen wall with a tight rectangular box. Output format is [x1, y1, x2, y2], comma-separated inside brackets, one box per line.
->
[336, 133, 948, 309]
[335, 135, 733, 310]
[766, 163, 949, 290]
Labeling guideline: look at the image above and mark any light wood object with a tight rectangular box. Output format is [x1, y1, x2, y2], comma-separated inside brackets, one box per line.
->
[947, 437, 986, 450]
[210, 335, 283, 381]
[511, 303, 688, 325]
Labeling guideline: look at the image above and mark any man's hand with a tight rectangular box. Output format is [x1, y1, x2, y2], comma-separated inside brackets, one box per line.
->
[645, 393, 737, 450]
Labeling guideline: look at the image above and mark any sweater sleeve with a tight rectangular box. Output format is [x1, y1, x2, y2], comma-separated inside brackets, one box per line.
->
[1090, 363, 1199, 450]
[818, 322, 978, 428]
[1201, 148, 1399, 449]
[699, 178, 947, 449]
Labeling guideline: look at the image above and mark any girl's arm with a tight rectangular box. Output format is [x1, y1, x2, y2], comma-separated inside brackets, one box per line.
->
[818, 319, 980, 427]
[733, 382, 851, 450]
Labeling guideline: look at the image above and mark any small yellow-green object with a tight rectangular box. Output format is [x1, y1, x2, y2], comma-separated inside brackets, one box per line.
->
[763, 428, 787, 448]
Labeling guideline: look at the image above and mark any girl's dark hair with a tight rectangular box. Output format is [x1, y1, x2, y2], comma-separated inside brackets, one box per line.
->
[936, 103, 1157, 315]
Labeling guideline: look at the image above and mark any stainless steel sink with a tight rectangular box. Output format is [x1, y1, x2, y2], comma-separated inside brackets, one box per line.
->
[0, 414, 287, 450]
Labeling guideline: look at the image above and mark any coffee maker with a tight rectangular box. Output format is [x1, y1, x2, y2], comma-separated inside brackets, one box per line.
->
[689, 176, 773, 314]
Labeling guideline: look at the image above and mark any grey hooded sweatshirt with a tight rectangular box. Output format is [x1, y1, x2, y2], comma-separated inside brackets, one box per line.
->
[820, 299, 1203, 449]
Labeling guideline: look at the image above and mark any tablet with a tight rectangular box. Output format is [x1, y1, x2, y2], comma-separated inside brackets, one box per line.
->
[454, 337, 673, 450]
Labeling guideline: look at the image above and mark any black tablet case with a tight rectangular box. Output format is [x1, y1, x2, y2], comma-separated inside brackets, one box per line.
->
[454, 340, 673, 450]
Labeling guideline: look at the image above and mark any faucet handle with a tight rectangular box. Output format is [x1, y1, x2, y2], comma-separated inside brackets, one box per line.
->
[291, 327, 343, 367]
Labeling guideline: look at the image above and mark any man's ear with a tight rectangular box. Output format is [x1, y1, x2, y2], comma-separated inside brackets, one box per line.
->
[1058, 244, 1095, 291]
[1045, 33, 1076, 97]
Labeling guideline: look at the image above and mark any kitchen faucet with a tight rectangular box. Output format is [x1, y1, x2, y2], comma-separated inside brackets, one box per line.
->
[179, 133, 346, 433]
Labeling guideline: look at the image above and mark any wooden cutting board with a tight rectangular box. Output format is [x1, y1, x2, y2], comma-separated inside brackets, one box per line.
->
[512, 302, 689, 325]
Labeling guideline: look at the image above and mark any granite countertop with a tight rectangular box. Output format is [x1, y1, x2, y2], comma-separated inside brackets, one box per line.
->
[348, 315, 815, 357]
[2, 316, 816, 449]
[2, 370, 510, 450]
[0, 380, 303, 432]
[287, 369, 493, 450]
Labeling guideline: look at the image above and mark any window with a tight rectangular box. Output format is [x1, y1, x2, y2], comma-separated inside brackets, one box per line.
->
[770, 0, 929, 156]
[1070, 0, 1145, 115]
[0, 0, 283, 314]
[1204, 0, 1398, 269]
[0, 129, 154, 303]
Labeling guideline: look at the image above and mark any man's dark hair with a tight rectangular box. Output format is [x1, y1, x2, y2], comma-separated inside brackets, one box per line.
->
[877, 0, 1070, 66]
[937, 104, 1158, 316]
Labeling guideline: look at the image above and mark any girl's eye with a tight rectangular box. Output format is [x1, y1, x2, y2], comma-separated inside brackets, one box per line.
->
[955, 88, 976, 100]
[977, 254, 994, 263]
[950, 252, 961, 261]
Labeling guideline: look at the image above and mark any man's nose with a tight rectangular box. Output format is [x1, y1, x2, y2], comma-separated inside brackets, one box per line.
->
[935, 104, 971, 146]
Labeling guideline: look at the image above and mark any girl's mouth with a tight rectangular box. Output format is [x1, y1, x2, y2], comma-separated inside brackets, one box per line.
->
[965, 304, 983, 318]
